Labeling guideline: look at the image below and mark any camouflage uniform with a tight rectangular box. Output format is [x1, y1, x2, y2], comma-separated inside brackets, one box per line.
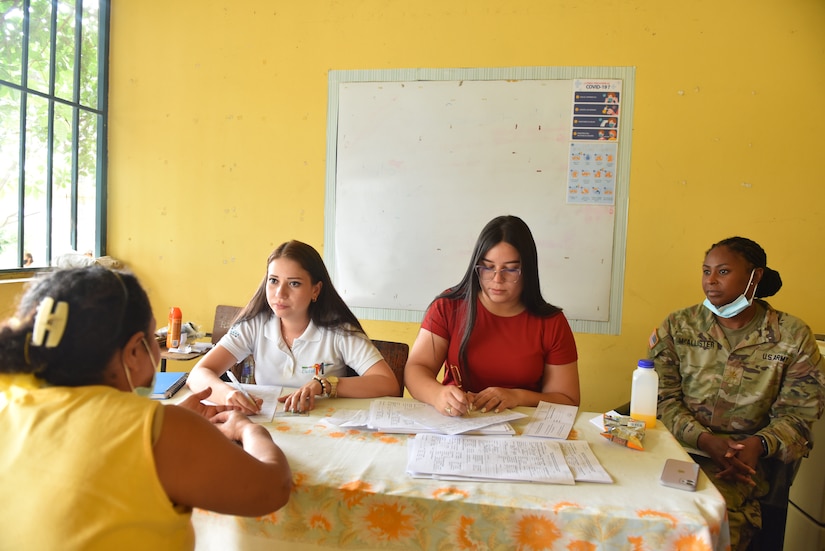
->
[649, 299, 825, 549]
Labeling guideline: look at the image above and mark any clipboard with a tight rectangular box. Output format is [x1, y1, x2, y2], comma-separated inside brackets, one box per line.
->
[150, 371, 188, 400]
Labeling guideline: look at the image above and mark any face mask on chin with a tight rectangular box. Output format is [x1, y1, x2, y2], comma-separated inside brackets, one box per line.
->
[703, 269, 758, 319]
[122, 337, 158, 397]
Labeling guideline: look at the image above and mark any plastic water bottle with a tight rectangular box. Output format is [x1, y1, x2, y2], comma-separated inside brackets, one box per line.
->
[166, 307, 182, 349]
[630, 359, 658, 428]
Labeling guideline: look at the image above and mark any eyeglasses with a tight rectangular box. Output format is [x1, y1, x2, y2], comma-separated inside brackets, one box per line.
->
[475, 265, 522, 283]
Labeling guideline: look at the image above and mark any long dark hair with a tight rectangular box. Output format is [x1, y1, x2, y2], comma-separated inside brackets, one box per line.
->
[438, 215, 562, 376]
[0, 266, 152, 386]
[236, 240, 366, 334]
[707, 236, 783, 298]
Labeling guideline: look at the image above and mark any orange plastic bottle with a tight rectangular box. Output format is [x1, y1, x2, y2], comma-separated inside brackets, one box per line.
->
[167, 307, 182, 349]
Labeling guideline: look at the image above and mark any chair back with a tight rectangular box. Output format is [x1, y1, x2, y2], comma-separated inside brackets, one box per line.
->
[371, 339, 409, 397]
[212, 305, 242, 345]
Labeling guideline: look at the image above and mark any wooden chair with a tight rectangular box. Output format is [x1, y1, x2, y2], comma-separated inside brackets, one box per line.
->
[370, 339, 409, 397]
[345, 339, 409, 397]
[211, 305, 243, 380]
[211, 305, 242, 345]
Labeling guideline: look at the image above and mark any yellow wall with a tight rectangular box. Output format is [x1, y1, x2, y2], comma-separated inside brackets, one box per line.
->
[87, 0, 825, 411]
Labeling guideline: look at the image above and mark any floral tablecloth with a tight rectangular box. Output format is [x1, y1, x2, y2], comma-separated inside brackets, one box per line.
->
[192, 397, 730, 551]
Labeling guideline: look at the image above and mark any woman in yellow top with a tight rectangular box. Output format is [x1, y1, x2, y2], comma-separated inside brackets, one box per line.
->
[0, 266, 292, 551]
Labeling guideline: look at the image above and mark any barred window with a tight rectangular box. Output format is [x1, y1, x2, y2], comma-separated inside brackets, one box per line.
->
[0, 0, 110, 270]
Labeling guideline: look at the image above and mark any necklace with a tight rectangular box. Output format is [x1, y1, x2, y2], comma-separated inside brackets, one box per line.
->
[280, 320, 307, 349]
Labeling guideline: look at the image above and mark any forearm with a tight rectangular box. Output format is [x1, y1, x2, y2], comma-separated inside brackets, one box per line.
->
[188, 364, 234, 403]
[233, 423, 292, 514]
[240, 424, 288, 465]
[658, 394, 710, 448]
[405, 363, 445, 405]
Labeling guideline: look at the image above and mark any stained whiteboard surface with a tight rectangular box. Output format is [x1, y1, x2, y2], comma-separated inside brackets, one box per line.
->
[326, 68, 633, 334]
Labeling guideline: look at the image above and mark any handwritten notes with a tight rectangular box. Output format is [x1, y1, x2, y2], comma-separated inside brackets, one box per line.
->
[367, 399, 524, 435]
[407, 434, 575, 484]
[522, 401, 578, 439]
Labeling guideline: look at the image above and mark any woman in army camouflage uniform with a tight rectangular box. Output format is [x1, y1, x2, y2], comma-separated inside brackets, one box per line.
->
[649, 236, 825, 550]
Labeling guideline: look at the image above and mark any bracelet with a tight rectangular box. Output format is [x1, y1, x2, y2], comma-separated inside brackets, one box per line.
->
[312, 376, 326, 394]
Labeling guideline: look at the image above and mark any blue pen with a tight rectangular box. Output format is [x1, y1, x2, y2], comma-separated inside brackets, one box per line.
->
[226, 370, 259, 411]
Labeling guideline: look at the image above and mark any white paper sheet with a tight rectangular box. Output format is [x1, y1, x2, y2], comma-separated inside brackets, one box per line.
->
[240, 384, 282, 423]
[558, 440, 613, 483]
[407, 433, 575, 484]
[521, 401, 579, 439]
[368, 399, 522, 435]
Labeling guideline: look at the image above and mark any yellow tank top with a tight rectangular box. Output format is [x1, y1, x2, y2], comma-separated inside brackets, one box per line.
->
[0, 375, 194, 550]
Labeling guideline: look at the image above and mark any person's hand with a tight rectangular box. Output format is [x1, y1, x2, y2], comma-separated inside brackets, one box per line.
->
[698, 433, 757, 486]
[437, 385, 469, 417]
[225, 388, 263, 415]
[470, 387, 520, 413]
[210, 410, 255, 442]
[718, 437, 760, 484]
[278, 379, 323, 413]
[177, 387, 239, 419]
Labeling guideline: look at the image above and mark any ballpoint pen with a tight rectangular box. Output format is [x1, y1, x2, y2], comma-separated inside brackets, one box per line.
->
[448, 364, 463, 390]
[448, 364, 474, 412]
[226, 370, 259, 411]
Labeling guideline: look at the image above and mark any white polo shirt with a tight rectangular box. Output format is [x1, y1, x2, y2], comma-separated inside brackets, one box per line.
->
[218, 314, 382, 387]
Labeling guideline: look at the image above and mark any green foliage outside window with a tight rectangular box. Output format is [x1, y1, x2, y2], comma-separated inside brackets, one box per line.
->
[0, 0, 108, 270]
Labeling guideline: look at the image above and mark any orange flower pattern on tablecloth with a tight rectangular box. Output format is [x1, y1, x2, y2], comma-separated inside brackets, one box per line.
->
[454, 515, 482, 550]
[567, 541, 597, 551]
[308, 513, 333, 532]
[637, 509, 679, 528]
[360, 501, 416, 542]
[292, 472, 308, 489]
[552, 501, 581, 514]
[627, 535, 645, 551]
[339, 480, 373, 508]
[513, 514, 561, 550]
[674, 534, 712, 551]
[433, 486, 470, 500]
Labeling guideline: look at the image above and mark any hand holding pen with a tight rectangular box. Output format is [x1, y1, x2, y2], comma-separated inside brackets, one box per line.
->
[226, 370, 261, 413]
[444, 364, 470, 416]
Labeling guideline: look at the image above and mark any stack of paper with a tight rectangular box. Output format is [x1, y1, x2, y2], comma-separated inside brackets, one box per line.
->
[407, 433, 574, 483]
[367, 399, 526, 435]
[407, 434, 612, 484]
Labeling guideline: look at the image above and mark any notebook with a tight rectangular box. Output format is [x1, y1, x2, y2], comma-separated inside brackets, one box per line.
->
[150, 371, 188, 400]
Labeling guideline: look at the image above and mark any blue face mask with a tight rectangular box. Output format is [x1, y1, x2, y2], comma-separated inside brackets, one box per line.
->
[703, 269, 757, 319]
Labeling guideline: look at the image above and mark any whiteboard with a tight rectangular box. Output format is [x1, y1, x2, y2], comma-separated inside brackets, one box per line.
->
[324, 67, 634, 334]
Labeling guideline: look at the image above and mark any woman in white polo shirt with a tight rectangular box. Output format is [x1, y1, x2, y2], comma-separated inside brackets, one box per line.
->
[188, 240, 399, 413]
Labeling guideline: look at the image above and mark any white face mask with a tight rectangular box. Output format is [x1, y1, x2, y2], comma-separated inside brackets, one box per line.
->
[122, 338, 158, 397]
[703, 269, 757, 319]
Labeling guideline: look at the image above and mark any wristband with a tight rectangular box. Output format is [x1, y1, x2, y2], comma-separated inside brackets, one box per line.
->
[757, 435, 769, 457]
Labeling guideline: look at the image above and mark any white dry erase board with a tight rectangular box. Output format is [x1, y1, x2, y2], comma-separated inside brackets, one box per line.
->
[324, 67, 634, 334]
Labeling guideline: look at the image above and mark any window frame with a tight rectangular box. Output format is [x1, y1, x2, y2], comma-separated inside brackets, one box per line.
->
[0, 0, 110, 273]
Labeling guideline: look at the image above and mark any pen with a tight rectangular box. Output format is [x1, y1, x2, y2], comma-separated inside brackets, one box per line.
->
[448, 364, 463, 390]
[449, 364, 473, 411]
[226, 370, 259, 411]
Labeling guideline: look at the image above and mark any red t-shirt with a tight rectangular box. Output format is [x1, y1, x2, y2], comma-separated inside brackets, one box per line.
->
[422, 297, 578, 392]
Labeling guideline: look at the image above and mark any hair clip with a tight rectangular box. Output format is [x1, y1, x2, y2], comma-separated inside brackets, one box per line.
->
[31, 297, 69, 348]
